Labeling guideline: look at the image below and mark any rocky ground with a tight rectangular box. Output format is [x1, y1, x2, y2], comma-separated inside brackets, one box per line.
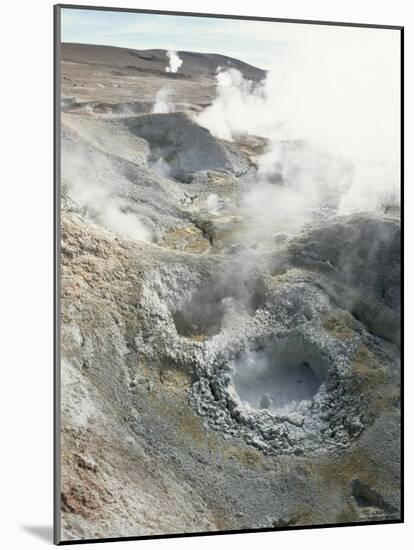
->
[59, 44, 401, 542]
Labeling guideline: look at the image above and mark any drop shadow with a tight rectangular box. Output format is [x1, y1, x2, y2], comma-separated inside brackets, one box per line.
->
[21, 525, 53, 543]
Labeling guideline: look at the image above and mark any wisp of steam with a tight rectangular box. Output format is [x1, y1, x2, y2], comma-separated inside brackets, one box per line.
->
[62, 132, 151, 242]
[152, 87, 174, 113]
[165, 50, 183, 73]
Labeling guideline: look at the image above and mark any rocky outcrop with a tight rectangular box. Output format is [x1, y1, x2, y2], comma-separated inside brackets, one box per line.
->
[285, 215, 401, 345]
[128, 112, 250, 181]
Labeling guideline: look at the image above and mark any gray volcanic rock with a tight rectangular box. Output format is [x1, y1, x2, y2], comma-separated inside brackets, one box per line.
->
[287, 215, 400, 310]
[285, 215, 401, 345]
[128, 111, 251, 180]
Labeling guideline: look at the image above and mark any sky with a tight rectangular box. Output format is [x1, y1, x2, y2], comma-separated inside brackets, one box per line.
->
[60, 7, 400, 71]
[61, 8, 287, 69]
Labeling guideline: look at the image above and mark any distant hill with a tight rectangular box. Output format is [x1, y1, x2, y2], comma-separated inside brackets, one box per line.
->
[61, 43, 266, 81]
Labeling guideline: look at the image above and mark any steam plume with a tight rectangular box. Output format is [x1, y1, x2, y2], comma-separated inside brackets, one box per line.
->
[152, 87, 174, 113]
[62, 129, 151, 242]
[197, 27, 400, 225]
[165, 50, 183, 73]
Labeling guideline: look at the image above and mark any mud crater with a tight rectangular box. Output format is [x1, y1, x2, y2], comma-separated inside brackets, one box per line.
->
[231, 336, 329, 411]
[189, 330, 369, 455]
[172, 272, 265, 339]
